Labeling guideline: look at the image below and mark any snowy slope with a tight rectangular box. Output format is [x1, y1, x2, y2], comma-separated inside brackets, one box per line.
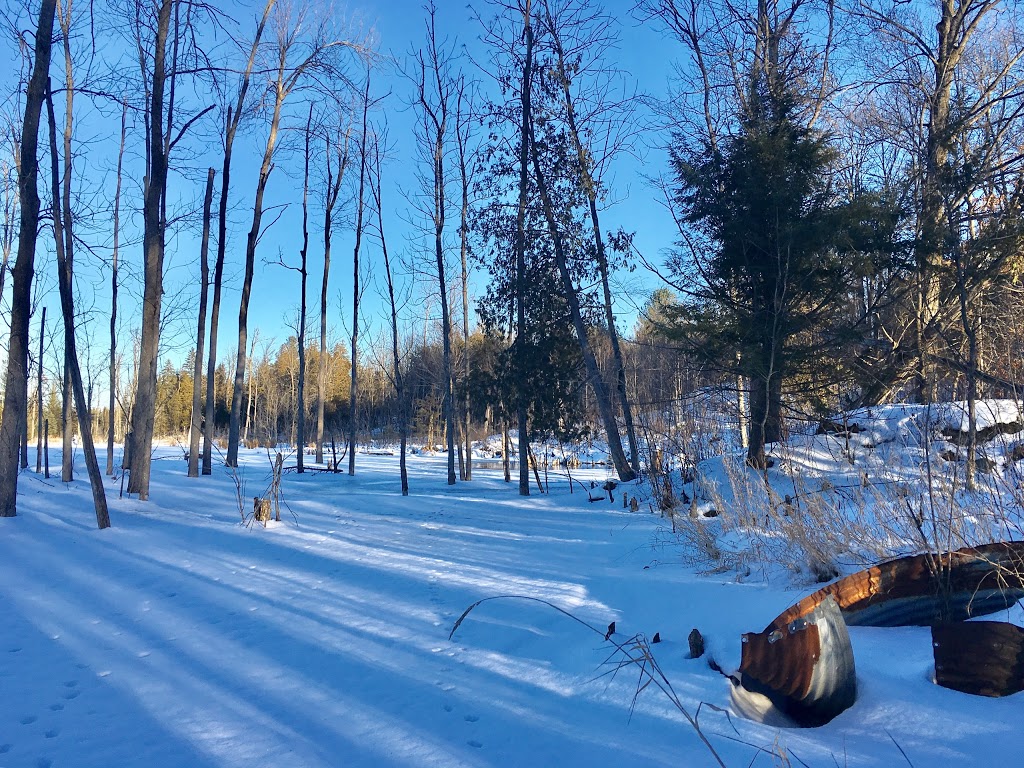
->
[2, 445, 1023, 767]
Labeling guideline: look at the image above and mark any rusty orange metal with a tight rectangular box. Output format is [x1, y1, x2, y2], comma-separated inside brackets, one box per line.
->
[773, 542, 1024, 629]
[734, 542, 1024, 726]
[932, 622, 1024, 697]
[738, 596, 856, 727]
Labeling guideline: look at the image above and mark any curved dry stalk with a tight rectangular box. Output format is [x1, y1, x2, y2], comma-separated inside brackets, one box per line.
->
[449, 594, 726, 767]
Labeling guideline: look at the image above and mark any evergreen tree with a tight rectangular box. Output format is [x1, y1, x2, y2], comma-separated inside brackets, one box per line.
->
[671, 85, 891, 468]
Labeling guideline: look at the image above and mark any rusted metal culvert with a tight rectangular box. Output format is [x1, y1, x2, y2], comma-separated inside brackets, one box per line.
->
[731, 542, 1024, 726]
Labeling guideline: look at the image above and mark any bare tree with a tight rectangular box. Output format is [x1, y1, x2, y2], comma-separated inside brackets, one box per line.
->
[56, 0, 77, 484]
[204, 0, 275, 475]
[44, 82, 110, 528]
[316, 109, 350, 465]
[188, 167, 215, 477]
[35, 306, 44, 473]
[288, 103, 314, 473]
[227, 2, 356, 467]
[0, 0, 57, 518]
[107, 100, 127, 475]
[369, 126, 409, 494]
[411, 1, 457, 485]
[525, 83, 635, 484]
[454, 78, 477, 480]
[348, 70, 371, 476]
[126, 0, 172, 499]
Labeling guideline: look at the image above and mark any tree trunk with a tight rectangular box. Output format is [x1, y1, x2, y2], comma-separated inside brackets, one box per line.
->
[349, 73, 371, 476]
[543, 4, 639, 475]
[456, 85, 473, 481]
[431, 108, 456, 486]
[188, 167, 215, 477]
[58, 0, 77, 485]
[35, 306, 45, 473]
[108, 101, 126, 475]
[207, 0, 274, 471]
[295, 105, 313, 473]
[45, 83, 110, 529]
[317, 124, 348, 465]
[62, 361, 72, 481]
[127, 0, 173, 500]
[228, 67, 288, 467]
[526, 110, 636, 484]
[0, 0, 57, 517]
[371, 133, 408, 495]
[514, 1, 535, 497]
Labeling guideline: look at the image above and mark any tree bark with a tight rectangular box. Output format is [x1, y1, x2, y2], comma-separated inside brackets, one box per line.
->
[542, 0, 640, 475]
[0, 0, 57, 517]
[317, 123, 348, 464]
[108, 101, 126, 475]
[206, 0, 275, 472]
[296, 104, 312, 473]
[456, 82, 474, 481]
[45, 82, 110, 529]
[188, 167, 215, 477]
[526, 117, 636, 483]
[370, 132, 409, 495]
[348, 73, 371, 476]
[227, 59, 288, 467]
[35, 307, 44, 474]
[127, 0, 173, 500]
[514, 0, 535, 497]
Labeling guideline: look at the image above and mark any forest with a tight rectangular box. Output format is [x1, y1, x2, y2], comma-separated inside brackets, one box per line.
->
[0, 0, 1022, 524]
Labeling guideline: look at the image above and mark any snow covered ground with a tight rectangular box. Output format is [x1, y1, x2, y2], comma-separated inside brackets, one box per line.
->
[2, 442, 1023, 767]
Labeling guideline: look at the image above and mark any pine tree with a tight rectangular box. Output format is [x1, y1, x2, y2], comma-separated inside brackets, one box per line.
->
[671, 86, 889, 468]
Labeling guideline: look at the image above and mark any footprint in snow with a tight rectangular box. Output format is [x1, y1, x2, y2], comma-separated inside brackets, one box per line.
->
[44, 729, 59, 739]
[62, 690, 80, 700]
[64, 680, 78, 687]
[21, 715, 37, 725]
[443, 704, 453, 713]
[37, 758, 53, 768]
[8, 647, 21, 653]
[467, 740, 483, 749]
[464, 714, 479, 723]
[48, 704, 63, 712]
[0, 743, 10, 753]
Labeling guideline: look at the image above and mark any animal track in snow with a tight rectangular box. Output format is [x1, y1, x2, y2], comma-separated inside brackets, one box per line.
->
[21, 715, 37, 724]
[464, 714, 479, 723]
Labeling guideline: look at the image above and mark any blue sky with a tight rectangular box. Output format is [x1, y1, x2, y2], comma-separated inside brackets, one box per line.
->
[0, 0, 682, 381]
